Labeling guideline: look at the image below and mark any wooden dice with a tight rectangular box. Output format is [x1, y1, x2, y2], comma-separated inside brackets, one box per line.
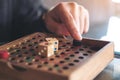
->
[38, 42, 54, 57]
[38, 38, 58, 57]
[45, 38, 58, 52]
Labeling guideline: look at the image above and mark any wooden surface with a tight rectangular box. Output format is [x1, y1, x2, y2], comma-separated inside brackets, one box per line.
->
[0, 32, 114, 80]
[94, 57, 120, 80]
[0, 58, 119, 80]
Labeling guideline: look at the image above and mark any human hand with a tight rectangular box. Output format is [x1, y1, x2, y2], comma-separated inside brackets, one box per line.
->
[43, 2, 89, 40]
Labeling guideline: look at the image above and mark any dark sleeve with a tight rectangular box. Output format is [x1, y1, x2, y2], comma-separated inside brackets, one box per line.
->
[12, 0, 48, 39]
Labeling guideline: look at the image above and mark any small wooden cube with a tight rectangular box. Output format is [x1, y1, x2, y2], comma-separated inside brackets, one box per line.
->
[38, 42, 54, 57]
[45, 38, 58, 52]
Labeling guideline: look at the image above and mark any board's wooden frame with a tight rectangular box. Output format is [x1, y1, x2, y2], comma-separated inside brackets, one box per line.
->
[0, 32, 114, 80]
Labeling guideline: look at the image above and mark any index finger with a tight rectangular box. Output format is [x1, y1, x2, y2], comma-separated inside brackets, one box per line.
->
[59, 5, 82, 40]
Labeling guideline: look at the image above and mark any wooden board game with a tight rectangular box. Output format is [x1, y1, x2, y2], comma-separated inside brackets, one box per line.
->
[0, 32, 114, 80]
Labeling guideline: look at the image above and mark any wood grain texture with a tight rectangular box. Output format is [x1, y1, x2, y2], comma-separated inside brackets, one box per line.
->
[0, 32, 114, 80]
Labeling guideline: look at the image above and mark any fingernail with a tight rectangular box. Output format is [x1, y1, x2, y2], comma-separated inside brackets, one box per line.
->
[76, 33, 82, 41]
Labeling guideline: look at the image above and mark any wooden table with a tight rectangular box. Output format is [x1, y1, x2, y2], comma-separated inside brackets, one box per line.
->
[95, 57, 120, 80]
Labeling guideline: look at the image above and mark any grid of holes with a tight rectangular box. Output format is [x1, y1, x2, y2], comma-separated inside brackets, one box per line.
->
[8, 33, 96, 74]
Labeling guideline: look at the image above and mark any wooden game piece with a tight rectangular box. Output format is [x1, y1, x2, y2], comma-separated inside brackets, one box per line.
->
[45, 38, 58, 52]
[38, 41, 54, 57]
[0, 50, 9, 59]
[73, 39, 82, 46]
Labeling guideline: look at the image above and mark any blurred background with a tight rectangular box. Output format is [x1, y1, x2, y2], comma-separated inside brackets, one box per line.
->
[42, 0, 120, 55]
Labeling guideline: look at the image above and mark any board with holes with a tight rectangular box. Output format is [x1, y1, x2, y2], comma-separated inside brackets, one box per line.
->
[0, 32, 114, 80]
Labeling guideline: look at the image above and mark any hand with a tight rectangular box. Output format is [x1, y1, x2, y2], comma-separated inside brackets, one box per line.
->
[43, 2, 89, 40]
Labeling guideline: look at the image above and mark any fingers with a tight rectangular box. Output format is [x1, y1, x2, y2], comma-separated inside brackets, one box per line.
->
[44, 2, 89, 41]
[45, 12, 70, 36]
[83, 9, 89, 33]
[59, 3, 82, 40]
[68, 2, 80, 32]
[79, 5, 89, 34]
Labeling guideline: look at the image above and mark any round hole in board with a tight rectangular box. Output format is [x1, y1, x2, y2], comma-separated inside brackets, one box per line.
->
[10, 57, 16, 61]
[8, 47, 14, 52]
[50, 58, 54, 61]
[35, 46, 38, 49]
[27, 40, 31, 42]
[25, 57, 30, 60]
[48, 67, 53, 71]
[17, 54, 22, 58]
[16, 49, 21, 52]
[22, 46, 27, 49]
[37, 64, 42, 68]
[29, 48, 34, 51]
[64, 57, 70, 60]
[78, 56, 84, 59]
[87, 50, 92, 53]
[58, 47, 62, 50]
[32, 37, 36, 40]
[23, 51, 29, 54]
[27, 62, 33, 66]
[41, 56, 45, 59]
[21, 42, 25, 45]
[39, 39, 44, 42]
[74, 59, 79, 63]
[55, 55, 60, 58]
[34, 42, 38, 44]
[38, 35, 41, 37]
[74, 51, 79, 54]
[60, 52, 65, 55]
[70, 54, 75, 57]
[66, 42, 71, 45]
[34, 59, 39, 62]
[70, 46, 75, 49]
[68, 63, 74, 66]
[62, 44, 66, 47]
[59, 40, 62, 42]
[62, 66, 69, 70]
[54, 64, 59, 67]
[32, 54, 37, 56]
[83, 53, 88, 56]
[79, 48, 84, 51]
[28, 44, 32, 47]
[66, 49, 70, 52]
[44, 61, 48, 65]
[10, 52, 16, 56]
[59, 60, 65, 64]
[19, 59, 24, 63]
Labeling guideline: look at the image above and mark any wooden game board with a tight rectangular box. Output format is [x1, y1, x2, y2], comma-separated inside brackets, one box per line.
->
[0, 32, 114, 80]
